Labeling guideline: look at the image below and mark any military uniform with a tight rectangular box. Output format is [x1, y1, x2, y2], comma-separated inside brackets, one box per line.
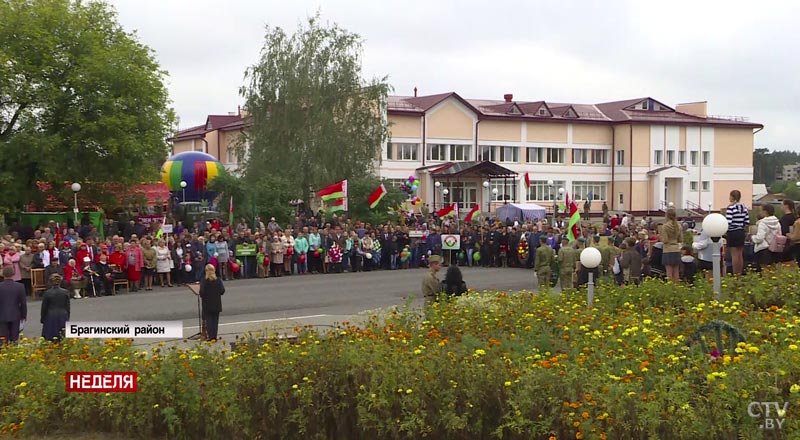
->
[558, 242, 577, 290]
[421, 255, 443, 307]
[534, 239, 555, 289]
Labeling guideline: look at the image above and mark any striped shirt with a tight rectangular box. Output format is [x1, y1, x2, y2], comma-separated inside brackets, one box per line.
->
[726, 203, 749, 231]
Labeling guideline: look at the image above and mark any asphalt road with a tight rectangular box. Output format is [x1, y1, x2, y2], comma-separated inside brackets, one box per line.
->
[20, 267, 537, 342]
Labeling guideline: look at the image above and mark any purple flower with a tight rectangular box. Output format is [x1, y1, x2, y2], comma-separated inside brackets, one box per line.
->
[710, 350, 721, 358]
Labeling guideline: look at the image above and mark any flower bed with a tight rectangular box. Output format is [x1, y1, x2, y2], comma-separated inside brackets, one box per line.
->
[3, 268, 800, 439]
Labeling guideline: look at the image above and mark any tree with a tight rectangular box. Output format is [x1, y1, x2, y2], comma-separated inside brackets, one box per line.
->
[753, 148, 800, 185]
[240, 14, 390, 204]
[208, 170, 296, 226]
[0, 0, 174, 213]
[345, 177, 406, 224]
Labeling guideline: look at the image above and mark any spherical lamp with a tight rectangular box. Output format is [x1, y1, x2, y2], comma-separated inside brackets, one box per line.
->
[492, 188, 499, 196]
[702, 213, 728, 242]
[71, 182, 82, 193]
[434, 181, 441, 188]
[483, 181, 490, 188]
[547, 179, 554, 186]
[442, 188, 449, 196]
[558, 187, 565, 195]
[180, 181, 187, 189]
[580, 247, 601, 269]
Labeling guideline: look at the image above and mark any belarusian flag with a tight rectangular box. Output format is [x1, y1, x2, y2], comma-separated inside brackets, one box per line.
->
[317, 180, 347, 201]
[368, 184, 387, 209]
[326, 198, 346, 213]
[437, 203, 457, 218]
[464, 204, 480, 222]
[524, 172, 530, 188]
[566, 192, 581, 241]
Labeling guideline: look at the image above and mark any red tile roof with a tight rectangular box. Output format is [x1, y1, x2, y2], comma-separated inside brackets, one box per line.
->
[170, 124, 206, 141]
[206, 115, 242, 130]
[28, 182, 170, 212]
[388, 93, 763, 128]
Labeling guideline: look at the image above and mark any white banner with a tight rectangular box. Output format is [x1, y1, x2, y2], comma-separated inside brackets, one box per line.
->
[66, 321, 183, 339]
[441, 234, 461, 251]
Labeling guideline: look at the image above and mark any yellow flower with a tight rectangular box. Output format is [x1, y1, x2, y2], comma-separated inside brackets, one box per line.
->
[414, 349, 422, 355]
[504, 381, 512, 387]
[292, 384, 299, 390]
[790, 344, 798, 351]
[405, 388, 413, 394]
[748, 346, 759, 354]
[474, 349, 486, 356]
[790, 384, 800, 394]
[153, 404, 159, 409]
[718, 384, 727, 391]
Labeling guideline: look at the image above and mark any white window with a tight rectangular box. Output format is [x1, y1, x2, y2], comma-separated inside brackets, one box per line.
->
[572, 149, 589, 164]
[426, 144, 446, 162]
[702, 151, 710, 166]
[615, 150, 625, 166]
[546, 148, 565, 164]
[526, 180, 566, 201]
[389, 143, 419, 161]
[449, 144, 471, 162]
[386, 178, 407, 188]
[702, 181, 710, 191]
[679, 151, 686, 166]
[479, 145, 496, 161]
[490, 180, 517, 202]
[654, 150, 663, 165]
[690, 151, 698, 166]
[690, 181, 698, 191]
[499, 146, 519, 163]
[572, 181, 607, 201]
[226, 146, 237, 164]
[667, 150, 675, 165]
[449, 182, 478, 211]
[526, 147, 544, 164]
[592, 150, 609, 165]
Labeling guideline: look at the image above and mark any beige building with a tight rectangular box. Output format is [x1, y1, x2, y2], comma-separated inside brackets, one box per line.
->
[169, 110, 250, 173]
[382, 92, 762, 216]
[777, 163, 800, 182]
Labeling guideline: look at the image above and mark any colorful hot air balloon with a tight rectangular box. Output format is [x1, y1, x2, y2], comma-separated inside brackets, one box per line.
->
[161, 151, 224, 202]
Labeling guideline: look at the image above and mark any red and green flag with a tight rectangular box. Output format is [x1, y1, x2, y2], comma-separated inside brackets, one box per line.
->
[464, 204, 480, 222]
[437, 203, 458, 218]
[524, 172, 531, 188]
[326, 198, 347, 213]
[566, 192, 581, 241]
[317, 180, 348, 201]
[368, 184, 387, 209]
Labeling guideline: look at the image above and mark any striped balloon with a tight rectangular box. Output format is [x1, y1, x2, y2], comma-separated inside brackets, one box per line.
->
[160, 151, 223, 201]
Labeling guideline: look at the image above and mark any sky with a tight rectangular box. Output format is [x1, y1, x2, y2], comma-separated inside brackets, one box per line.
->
[110, 0, 799, 150]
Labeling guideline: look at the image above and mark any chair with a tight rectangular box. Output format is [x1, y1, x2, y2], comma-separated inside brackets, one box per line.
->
[31, 269, 47, 300]
[112, 277, 130, 295]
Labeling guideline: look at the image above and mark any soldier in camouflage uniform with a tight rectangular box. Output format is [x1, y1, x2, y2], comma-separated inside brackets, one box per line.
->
[535, 235, 554, 290]
[558, 236, 577, 291]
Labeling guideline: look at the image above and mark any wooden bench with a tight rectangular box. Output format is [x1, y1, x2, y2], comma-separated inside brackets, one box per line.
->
[31, 268, 47, 300]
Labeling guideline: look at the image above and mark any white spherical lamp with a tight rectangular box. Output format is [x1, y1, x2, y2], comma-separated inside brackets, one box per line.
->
[434, 181, 441, 188]
[580, 247, 601, 269]
[71, 182, 82, 193]
[492, 188, 499, 195]
[442, 188, 449, 196]
[483, 181, 490, 188]
[180, 180, 187, 188]
[558, 187, 565, 195]
[702, 213, 728, 241]
[547, 179, 554, 186]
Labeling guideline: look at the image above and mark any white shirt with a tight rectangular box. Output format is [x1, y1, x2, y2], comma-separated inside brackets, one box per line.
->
[41, 250, 50, 267]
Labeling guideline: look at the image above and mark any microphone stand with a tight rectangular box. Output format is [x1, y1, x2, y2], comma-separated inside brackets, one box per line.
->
[186, 283, 205, 340]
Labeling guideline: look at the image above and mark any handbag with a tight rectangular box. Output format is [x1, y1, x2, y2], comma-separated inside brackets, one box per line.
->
[612, 256, 621, 275]
[768, 229, 788, 253]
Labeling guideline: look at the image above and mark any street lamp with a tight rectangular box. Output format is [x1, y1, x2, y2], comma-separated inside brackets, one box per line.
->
[180, 180, 187, 202]
[702, 213, 728, 299]
[547, 180, 555, 223]
[580, 247, 602, 307]
[71, 182, 82, 225]
[707, 202, 712, 213]
[557, 187, 565, 217]
[434, 181, 441, 210]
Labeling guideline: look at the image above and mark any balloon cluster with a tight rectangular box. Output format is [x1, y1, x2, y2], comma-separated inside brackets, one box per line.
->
[400, 175, 422, 206]
[400, 246, 411, 263]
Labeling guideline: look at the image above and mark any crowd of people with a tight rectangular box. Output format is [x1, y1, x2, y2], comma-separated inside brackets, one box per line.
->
[1, 189, 799, 343]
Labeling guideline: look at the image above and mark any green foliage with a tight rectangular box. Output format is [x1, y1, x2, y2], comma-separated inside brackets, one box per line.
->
[0, 0, 174, 212]
[240, 13, 390, 204]
[5, 268, 800, 439]
[208, 170, 296, 226]
[346, 177, 405, 224]
[754, 148, 800, 185]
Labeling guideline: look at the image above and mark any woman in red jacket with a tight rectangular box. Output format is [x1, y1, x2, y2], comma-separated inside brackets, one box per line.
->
[63, 258, 85, 299]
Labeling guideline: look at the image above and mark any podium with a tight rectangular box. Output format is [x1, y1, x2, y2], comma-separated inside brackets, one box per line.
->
[187, 284, 207, 340]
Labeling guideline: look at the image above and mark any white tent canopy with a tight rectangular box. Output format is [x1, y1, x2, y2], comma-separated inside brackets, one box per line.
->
[495, 203, 548, 222]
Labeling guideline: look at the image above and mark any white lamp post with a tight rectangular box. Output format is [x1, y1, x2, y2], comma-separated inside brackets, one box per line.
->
[702, 213, 728, 299]
[580, 247, 602, 307]
[71, 182, 82, 224]
[558, 187, 565, 217]
[547, 179, 555, 222]
[434, 181, 441, 210]
[180, 180, 187, 202]
[483, 180, 490, 216]
[442, 188, 449, 207]
[707, 202, 712, 213]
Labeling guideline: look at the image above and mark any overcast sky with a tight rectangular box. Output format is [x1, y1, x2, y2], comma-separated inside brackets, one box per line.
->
[111, 0, 799, 150]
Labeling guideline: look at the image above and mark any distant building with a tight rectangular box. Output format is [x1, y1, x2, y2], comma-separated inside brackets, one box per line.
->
[168, 109, 251, 173]
[776, 163, 800, 182]
[752, 183, 768, 201]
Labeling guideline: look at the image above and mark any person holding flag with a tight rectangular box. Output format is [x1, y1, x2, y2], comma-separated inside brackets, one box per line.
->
[566, 192, 581, 242]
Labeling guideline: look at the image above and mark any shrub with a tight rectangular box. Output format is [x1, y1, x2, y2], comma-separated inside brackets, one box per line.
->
[3, 267, 800, 439]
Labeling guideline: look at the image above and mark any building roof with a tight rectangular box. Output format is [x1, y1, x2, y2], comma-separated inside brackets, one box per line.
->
[388, 93, 763, 128]
[425, 161, 518, 178]
[28, 182, 169, 211]
[169, 113, 249, 142]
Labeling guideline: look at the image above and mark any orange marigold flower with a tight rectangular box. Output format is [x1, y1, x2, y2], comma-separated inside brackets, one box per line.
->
[576, 431, 584, 439]
[581, 411, 589, 419]
[573, 421, 581, 428]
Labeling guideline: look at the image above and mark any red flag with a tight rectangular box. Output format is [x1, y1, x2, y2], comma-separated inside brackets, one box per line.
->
[524, 172, 530, 188]
[566, 192, 581, 241]
[368, 184, 387, 209]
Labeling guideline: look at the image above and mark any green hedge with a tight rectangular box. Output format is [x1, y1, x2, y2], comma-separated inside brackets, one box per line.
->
[3, 268, 800, 439]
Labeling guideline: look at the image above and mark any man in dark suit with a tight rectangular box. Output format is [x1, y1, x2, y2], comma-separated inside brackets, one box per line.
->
[379, 226, 393, 270]
[0, 266, 27, 344]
